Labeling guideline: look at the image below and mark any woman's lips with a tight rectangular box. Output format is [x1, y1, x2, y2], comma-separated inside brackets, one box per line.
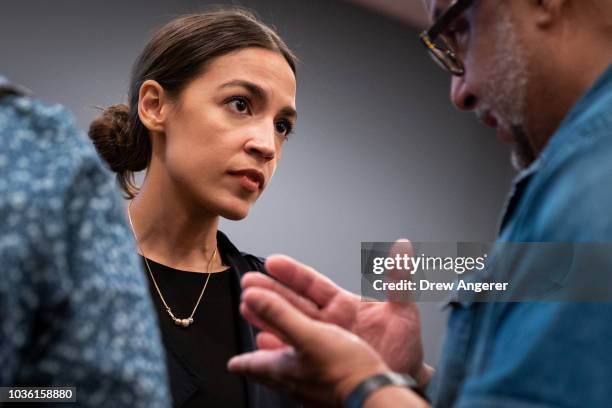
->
[229, 169, 264, 193]
[236, 174, 260, 192]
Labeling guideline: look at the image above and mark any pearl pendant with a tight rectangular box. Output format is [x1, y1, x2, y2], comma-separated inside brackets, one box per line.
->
[174, 317, 194, 327]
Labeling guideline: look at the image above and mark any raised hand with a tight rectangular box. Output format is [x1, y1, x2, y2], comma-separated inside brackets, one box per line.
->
[240, 240, 431, 385]
[229, 286, 391, 407]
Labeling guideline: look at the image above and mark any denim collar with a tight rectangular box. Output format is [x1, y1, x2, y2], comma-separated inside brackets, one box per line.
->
[538, 64, 612, 166]
[497, 64, 612, 235]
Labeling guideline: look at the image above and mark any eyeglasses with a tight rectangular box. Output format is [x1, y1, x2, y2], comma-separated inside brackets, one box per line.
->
[419, 0, 475, 76]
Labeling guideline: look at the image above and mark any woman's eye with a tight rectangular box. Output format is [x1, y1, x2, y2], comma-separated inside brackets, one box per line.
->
[275, 120, 293, 139]
[228, 97, 250, 114]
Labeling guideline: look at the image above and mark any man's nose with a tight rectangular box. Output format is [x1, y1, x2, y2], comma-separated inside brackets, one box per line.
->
[450, 75, 478, 111]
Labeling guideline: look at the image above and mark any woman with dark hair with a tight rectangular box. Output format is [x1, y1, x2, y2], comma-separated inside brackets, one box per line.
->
[88, 8, 298, 408]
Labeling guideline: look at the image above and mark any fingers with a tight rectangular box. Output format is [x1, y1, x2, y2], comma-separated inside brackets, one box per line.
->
[265, 254, 341, 308]
[227, 347, 298, 382]
[241, 287, 317, 350]
[387, 240, 414, 280]
[256, 331, 287, 350]
[242, 272, 321, 319]
[228, 348, 337, 407]
[390, 239, 413, 259]
[240, 302, 281, 341]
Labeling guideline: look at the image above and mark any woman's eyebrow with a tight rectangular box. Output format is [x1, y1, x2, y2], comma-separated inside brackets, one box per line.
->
[219, 79, 266, 102]
[279, 106, 297, 121]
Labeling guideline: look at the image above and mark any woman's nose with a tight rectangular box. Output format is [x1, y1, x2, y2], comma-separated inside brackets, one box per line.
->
[245, 126, 276, 161]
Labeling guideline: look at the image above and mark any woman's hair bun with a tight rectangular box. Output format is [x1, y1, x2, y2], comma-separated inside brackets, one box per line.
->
[88, 104, 134, 173]
[88, 104, 149, 198]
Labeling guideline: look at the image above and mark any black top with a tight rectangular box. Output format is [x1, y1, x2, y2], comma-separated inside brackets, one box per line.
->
[142, 231, 298, 408]
[143, 257, 248, 408]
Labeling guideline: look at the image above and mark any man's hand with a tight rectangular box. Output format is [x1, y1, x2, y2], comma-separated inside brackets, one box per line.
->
[240, 240, 432, 386]
[228, 287, 391, 407]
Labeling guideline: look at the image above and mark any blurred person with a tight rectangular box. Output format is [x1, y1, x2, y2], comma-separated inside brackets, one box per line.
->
[228, 0, 612, 407]
[88, 8, 298, 408]
[0, 75, 170, 407]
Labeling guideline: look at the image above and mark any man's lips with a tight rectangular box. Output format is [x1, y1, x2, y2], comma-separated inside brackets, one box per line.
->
[476, 110, 514, 145]
[228, 169, 265, 192]
[495, 127, 516, 145]
[476, 109, 498, 129]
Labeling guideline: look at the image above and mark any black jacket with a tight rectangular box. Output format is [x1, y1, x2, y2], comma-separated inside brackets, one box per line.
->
[166, 230, 298, 408]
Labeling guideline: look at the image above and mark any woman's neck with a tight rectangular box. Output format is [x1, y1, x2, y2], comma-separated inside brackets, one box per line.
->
[128, 173, 225, 273]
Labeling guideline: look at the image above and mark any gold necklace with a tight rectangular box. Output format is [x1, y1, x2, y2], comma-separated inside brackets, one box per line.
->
[127, 201, 217, 328]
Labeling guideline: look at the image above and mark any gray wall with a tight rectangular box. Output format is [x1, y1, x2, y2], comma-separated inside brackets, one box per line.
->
[1, 0, 515, 364]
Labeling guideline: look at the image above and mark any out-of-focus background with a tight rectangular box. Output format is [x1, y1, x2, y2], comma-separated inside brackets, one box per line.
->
[0, 0, 514, 363]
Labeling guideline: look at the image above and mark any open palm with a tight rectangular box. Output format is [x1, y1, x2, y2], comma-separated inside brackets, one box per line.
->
[240, 242, 424, 377]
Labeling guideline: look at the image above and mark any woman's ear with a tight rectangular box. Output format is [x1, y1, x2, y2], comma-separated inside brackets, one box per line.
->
[138, 80, 169, 133]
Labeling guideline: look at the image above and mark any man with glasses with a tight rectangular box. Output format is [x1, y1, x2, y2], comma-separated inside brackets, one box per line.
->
[228, 1, 612, 407]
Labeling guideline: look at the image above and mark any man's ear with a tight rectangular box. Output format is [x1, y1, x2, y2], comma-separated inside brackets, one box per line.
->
[138, 79, 170, 133]
[532, 0, 567, 28]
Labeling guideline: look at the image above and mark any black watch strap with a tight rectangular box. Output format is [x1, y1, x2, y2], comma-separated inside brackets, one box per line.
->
[344, 372, 428, 408]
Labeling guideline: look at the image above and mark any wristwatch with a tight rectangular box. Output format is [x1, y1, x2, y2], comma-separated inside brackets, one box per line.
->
[344, 372, 429, 408]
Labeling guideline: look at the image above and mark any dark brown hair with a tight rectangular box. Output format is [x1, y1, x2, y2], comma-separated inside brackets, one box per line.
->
[88, 8, 297, 198]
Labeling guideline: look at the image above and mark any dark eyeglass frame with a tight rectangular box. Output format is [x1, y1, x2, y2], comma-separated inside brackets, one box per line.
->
[419, 0, 475, 76]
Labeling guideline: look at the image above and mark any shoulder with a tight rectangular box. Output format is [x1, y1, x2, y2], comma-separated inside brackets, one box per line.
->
[0, 76, 30, 97]
[0, 91, 125, 295]
[0, 93, 114, 212]
[1, 93, 78, 142]
[1, 93, 108, 175]
[216, 231, 268, 274]
[1, 93, 98, 156]
[240, 252, 267, 273]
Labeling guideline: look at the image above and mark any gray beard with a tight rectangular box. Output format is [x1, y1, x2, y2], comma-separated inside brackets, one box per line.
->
[481, 9, 536, 171]
[510, 125, 536, 171]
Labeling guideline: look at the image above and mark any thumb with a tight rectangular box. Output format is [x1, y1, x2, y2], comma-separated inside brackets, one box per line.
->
[386, 239, 417, 302]
[242, 287, 317, 350]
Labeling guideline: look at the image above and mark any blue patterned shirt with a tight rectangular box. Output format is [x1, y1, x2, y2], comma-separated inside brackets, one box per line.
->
[0, 76, 171, 407]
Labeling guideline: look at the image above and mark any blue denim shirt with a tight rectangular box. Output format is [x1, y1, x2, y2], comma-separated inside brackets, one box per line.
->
[0, 76, 171, 407]
[428, 65, 612, 407]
